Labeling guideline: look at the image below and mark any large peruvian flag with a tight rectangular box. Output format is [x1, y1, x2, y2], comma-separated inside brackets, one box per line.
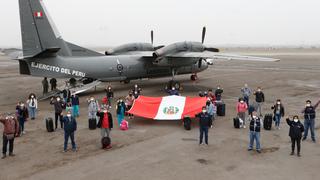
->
[128, 95, 207, 120]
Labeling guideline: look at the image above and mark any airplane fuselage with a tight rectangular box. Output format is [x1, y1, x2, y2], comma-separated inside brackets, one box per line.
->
[21, 55, 208, 82]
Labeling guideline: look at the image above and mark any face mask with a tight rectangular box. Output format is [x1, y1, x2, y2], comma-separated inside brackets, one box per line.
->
[306, 104, 311, 107]
[294, 119, 298, 122]
[90, 98, 94, 101]
[108, 87, 111, 90]
[258, 89, 261, 92]
[135, 85, 138, 88]
[252, 115, 257, 119]
[277, 102, 280, 105]
[67, 114, 71, 117]
[57, 98, 60, 101]
[103, 110, 108, 113]
[119, 100, 123, 102]
[20, 104, 25, 108]
[172, 88, 175, 91]
[202, 110, 206, 113]
[31, 96, 34, 98]
[240, 101, 244, 103]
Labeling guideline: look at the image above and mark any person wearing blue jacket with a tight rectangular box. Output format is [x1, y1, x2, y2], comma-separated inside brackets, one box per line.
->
[70, 92, 80, 117]
[62, 111, 77, 152]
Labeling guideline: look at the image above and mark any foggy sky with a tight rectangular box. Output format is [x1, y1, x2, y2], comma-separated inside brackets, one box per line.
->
[0, 0, 319, 48]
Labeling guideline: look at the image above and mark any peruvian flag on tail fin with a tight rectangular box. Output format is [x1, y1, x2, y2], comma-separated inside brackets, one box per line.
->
[34, 11, 43, 18]
[128, 96, 206, 120]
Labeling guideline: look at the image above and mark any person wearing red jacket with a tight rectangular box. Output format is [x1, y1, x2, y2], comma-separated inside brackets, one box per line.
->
[97, 108, 113, 149]
[0, 113, 19, 159]
[237, 98, 248, 128]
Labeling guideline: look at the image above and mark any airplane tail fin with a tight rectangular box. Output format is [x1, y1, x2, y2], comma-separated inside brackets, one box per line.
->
[18, 0, 102, 58]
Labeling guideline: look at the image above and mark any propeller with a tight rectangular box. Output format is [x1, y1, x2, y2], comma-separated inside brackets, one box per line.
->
[201, 26, 206, 44]
[201, 26, 219, 52]
[151, 30, 154, 45]
[150, 30, 164, 50]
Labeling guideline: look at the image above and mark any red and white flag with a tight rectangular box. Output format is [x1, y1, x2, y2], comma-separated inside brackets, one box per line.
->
[34, 11, 43, 18]
[128, 96, 206, 120]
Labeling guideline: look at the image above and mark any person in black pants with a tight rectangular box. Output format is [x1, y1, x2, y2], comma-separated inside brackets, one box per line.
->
[197, 106, 212, 145]
[50, 97, 66, 129]
[50, 78, 57, 91]
[286, 115, 304, 157]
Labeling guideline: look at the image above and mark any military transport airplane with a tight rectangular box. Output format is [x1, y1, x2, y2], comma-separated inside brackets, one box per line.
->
[13, 0, 278, 93]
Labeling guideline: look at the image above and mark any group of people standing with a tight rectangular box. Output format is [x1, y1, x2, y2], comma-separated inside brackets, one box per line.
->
[236, 83, 319, 156]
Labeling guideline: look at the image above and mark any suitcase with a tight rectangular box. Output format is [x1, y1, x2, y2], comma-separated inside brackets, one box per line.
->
[89, 118, 97, 130]
[183, 117, 191, 130]
[217, 103, 226, 116]
[101, 137, 111, 149]
[46, 117, 54, 132]
[264, 114, 273, 130]
[233, 117, 240, 128]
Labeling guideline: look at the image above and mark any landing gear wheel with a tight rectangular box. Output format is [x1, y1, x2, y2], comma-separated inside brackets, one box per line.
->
[190, 74, 198, 81]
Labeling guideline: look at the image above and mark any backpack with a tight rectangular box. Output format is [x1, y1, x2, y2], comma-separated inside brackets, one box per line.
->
[120, 120, 129, 130]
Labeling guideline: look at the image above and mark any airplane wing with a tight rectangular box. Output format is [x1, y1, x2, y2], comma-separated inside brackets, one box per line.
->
[165, 51, 280, 62]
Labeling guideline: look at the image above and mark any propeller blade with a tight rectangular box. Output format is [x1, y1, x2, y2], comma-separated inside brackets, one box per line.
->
[151, 30, 154, 45]
[202, 26, 206, 44]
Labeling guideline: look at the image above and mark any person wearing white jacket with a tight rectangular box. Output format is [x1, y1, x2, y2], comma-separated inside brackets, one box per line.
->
[26, 93, 38, 120]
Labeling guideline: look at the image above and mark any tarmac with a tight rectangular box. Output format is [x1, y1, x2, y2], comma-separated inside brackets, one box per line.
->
[0, 48, 320, 180]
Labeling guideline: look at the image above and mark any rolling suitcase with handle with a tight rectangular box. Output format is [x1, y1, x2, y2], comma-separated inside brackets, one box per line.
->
[263, 114, 273, 130]
[89, 118, 97, 130]
[46, 117, 54, 132]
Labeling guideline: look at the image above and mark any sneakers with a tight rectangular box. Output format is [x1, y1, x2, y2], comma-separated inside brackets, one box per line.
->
[72, 148, 78, 152]
[1, 154, 6, 159]
[297, 153, 301, 157]
[243, 125, 246, 129]
[247, 148, 253, 151]
[312, 139, 316, 143]
[290, 152, 294, 156]
[9, 153, 15, 157]
[22, 131, 26, 135]
[256, 150, 261, 153]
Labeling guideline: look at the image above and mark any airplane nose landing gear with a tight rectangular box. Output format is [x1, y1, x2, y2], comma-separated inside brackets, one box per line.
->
[190, 74, 198, 81]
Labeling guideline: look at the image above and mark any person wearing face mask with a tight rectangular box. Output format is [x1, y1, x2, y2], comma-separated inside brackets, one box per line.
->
[241, 84, 252, 106]
[16, 102, 28, 136]
[253, 87, 265, 117]
[50, 96, 66, 129]
[206, 100, 215, 124]
[0, 113, 19, 159]
[62, 111, 77, 152]
[70, 92, 80, 117]
[215, 85, 224, 101]
[301, 99, 320, 142]
[116, 98, 126, 127]
[286, 115, 304, 157]
[125, 91, 135, 119]
[248, 111, 262, 153]
[96, 108, 113, 149]
[26, 93, 38, 120]
[87, 96, 100, 124]
[197, 106, 212, 145]
[271, 99, 285, 130]
[237, 98, 248, 128]
[105, 85, 114, 108]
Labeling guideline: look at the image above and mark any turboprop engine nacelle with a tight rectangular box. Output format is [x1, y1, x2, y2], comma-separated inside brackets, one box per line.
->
[105, 43, 154, 55]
